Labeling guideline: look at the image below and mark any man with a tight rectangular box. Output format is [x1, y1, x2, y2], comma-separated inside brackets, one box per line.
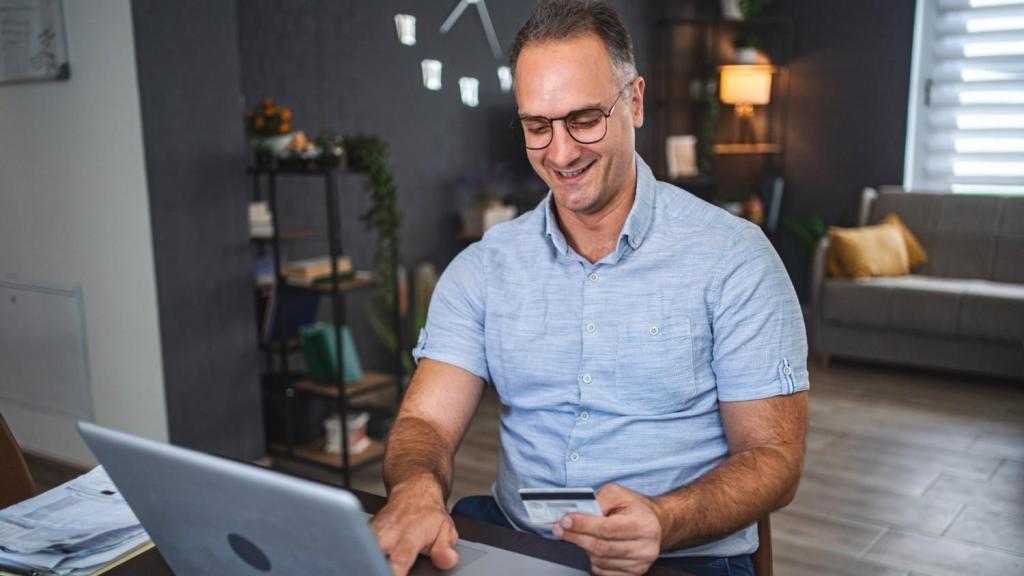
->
[371, 1, 809, 575]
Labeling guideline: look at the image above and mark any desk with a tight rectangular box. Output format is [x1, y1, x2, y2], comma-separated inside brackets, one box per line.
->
[104, 489, 686, 575]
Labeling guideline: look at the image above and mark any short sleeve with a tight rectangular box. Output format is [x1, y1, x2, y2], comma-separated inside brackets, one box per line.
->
[411, 243, 490, 381]
[710, 226, 809, 401]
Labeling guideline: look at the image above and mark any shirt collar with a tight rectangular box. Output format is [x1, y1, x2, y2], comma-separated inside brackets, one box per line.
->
[543, 152, 657, 258]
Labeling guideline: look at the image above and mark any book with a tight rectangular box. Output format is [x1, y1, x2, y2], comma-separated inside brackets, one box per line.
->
[299, 323, 363, 385]
[281, 256, 353, 281]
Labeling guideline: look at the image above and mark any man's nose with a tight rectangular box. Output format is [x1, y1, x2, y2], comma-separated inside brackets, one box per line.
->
[546, 120, 581, 166]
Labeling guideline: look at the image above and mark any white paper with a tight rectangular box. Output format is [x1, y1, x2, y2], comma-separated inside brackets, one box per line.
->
[0, 466, 150, 575]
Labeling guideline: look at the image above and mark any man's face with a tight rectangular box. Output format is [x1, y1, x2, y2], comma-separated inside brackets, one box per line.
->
[514, 32, 644, 217]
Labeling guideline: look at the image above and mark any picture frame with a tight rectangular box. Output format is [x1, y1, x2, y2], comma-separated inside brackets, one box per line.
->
[0, 0, 71, 85]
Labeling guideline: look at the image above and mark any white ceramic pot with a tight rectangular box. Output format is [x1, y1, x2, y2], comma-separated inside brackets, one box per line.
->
[721, 0, 742, 19]
[252, 133, 292, 154]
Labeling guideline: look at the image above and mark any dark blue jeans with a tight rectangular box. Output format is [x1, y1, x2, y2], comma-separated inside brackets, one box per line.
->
[452, 496, 754, 576]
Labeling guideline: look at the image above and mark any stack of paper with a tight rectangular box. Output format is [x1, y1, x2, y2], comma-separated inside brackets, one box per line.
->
[0, 467, 151, 576]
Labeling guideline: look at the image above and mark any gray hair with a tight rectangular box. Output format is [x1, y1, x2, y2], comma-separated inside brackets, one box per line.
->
[510, 0, 638, 86]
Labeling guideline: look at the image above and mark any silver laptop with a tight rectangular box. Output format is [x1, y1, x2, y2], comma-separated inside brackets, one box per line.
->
[78, 422, 585, 575]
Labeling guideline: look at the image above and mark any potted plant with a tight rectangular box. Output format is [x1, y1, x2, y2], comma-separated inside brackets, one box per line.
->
[344, 134, 411, 373]
[244, 99, 293, 159]
[733, 34, 763, 64]
[721, 0, 768, 20]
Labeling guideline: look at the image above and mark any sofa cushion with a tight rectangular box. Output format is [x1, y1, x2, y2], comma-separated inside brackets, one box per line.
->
[882, 214, 928, 270]
[822, 276, 1024, 344]
[993, 199, 1024, 284]
[827, 223, 910, 278]
[959, 282, 1024, 343]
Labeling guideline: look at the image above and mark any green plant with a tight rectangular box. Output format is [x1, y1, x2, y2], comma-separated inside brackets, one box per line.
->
[739, 0, 768, 18]
[733, 34, 761, 50]
[692, 77, 720, 175]
[344, 134, 412, 373]
[782, 215, 827, 256]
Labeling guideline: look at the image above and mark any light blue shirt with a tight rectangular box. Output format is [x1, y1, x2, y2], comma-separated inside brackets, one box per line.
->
[412, 153, 809, 557]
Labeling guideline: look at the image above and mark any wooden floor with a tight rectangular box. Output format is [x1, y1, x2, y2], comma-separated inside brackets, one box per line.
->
[24, 360, 1023, 574]
[344, 360, 1024, 576]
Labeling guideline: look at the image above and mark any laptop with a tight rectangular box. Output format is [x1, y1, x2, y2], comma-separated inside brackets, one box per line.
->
[77, 422, 585, 575]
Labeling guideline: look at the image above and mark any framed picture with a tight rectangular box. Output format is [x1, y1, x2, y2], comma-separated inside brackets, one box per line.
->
[665, 135, 698, 179]
[0, 0, 70, 85]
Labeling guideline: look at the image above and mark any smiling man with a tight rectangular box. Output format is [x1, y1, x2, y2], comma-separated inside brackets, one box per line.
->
[370, 1, 809, 575]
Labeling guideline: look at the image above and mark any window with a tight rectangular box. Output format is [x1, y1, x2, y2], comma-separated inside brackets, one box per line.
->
[904, 0, 1024, 195]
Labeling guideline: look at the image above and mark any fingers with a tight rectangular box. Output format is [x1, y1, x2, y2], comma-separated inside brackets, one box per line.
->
[559, 513, 638, 541]
[428, 520, 460, 570]
[386, 538, 422, 576]
[590, 555, 651, 576]
[556, 527, 633, 558]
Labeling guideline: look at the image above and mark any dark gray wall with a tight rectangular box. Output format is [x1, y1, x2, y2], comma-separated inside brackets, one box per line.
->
[236, 0, 657, 368]
[132, 0, 264, 459]
[765, 0, 917, 298]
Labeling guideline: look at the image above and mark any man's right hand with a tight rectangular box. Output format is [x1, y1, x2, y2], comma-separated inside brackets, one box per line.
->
[371, 478, 460, 576]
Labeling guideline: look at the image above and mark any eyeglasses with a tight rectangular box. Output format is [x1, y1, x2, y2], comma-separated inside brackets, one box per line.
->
[513, 80, 633, 150]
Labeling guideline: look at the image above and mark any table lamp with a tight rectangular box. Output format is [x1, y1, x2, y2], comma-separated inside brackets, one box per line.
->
[720, 65, 774, 143]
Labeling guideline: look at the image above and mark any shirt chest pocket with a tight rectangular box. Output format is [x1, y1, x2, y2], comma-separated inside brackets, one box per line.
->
[615, 304, 695, 413]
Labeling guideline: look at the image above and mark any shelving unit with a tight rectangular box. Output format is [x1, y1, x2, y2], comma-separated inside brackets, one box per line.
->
[249, 161, 403, 487]
[652, 17, 793, 204]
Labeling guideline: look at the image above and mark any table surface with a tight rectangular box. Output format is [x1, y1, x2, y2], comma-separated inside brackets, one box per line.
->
[105, 489, 686, 575]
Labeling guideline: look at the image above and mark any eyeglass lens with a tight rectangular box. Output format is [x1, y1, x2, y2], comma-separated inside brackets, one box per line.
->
[520, 108, 609, 150]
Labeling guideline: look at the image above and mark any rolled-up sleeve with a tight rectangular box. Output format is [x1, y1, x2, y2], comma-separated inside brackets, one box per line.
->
[710, 225, 809, 401]
[411, 243, 490, 381]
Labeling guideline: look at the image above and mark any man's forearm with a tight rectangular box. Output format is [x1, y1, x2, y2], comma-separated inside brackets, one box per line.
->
[654, 444, 803, 550]
[383, 415, 456, 502]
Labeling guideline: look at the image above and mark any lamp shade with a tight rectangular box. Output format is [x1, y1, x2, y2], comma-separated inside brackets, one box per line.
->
[720, 65, 774, 105]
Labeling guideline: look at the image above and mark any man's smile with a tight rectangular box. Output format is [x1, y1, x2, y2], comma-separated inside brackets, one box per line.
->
[552, 159, 596, 183]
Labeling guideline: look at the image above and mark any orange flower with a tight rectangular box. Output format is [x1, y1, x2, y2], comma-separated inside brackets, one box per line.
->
[281, 109, 292, 120]
[254, 117, 265, 128]
[280, 123, 291, 133]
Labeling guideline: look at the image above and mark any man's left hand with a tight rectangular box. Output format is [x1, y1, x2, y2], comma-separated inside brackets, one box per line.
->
[552, 484, 665, 576]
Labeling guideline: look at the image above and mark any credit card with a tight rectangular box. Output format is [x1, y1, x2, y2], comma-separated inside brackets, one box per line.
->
[518, 487, 603, 525]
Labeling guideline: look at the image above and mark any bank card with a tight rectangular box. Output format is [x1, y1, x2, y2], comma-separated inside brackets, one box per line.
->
[518, 487, 603, 525]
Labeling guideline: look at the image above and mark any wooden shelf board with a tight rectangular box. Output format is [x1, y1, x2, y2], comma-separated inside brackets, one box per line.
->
[294, 372, 396, 398]
[259, 338, 301, 352]
[713, 143, 781, 155]
[251, 227, 326, 243]
[273, 438, 385, 469]
[247, 161, 347, 175]
[284, 272, 376, 293]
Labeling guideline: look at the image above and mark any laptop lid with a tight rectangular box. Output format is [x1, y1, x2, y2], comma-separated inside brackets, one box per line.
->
[77, 421, 391, 576]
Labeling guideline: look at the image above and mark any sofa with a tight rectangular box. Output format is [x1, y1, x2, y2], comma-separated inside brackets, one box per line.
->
[810, 186, 1024, 381]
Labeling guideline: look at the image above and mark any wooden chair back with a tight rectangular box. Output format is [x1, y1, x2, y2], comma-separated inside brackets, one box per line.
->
[0, 411, 36, 508]
[753, 516, 773, 576]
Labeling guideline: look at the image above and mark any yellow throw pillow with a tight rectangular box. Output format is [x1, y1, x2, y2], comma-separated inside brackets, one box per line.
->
[828, 223, 910, 278]
[880, 213, 928, 270]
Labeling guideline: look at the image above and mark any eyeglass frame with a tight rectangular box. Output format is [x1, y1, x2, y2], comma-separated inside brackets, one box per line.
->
[512, 79, 635, 150]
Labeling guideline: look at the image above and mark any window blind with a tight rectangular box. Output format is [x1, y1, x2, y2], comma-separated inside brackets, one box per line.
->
[914, 0, 1024, 194]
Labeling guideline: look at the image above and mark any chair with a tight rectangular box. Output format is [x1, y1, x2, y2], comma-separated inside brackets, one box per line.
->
[752, 516, 773, 576]
[1, 411, 36, 508]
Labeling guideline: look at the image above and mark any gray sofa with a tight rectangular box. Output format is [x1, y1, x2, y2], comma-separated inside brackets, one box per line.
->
[811, 187, 1024, 381]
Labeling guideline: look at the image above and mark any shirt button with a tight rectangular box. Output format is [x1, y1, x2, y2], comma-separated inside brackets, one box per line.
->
[585, 322, 596, 333]
[581, 373, 593, 384]
[649, 325, 660, 336]
[569, 452, 580, 462]
[588, 272, 599, 282]
[630, 237, 640, 248]
[783, 366, 793, 375]
[579, 411, 590, 421]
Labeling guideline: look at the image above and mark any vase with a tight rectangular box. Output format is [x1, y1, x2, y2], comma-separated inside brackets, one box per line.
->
[721, 0, 742, 19]
[252, 133, 292, 154]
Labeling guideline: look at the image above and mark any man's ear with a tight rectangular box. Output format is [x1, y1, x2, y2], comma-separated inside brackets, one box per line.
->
[631, 76, 646, 129]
